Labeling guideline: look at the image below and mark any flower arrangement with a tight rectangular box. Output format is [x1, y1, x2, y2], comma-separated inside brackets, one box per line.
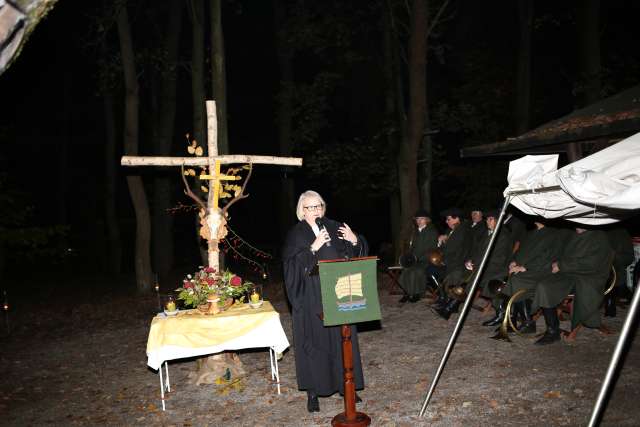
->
[175, 267, 253, 308]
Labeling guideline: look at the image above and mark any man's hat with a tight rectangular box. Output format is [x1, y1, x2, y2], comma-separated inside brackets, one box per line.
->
[441, 207, 463, 218]
[414, 209, 430, 218]
[485, 209, 500, 219]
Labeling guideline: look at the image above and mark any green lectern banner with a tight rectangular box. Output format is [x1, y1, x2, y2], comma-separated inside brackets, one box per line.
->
[319, 257, 381, 326]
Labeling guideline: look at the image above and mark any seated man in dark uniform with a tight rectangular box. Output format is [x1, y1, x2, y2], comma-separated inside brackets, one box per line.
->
[398, 209, 439, 303]
[531, 227, 612, 345]
[465, 208, 487, 255]
[463, 210, 513, 327]
[502, 219, 560, 333]
[432, 207, 471, 319]
[604, 227, 635, 317]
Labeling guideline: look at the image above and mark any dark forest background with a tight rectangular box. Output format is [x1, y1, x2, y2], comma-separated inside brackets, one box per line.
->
[1, 0, 639, 292]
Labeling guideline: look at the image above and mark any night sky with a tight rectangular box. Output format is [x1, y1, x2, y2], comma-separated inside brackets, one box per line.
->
[2, 0, 640, 279]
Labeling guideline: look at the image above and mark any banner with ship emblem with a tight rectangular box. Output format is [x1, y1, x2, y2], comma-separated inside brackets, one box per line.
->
[318, 257, 381, 326]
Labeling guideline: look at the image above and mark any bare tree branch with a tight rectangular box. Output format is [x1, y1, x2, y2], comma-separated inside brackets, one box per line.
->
[426, 0, 452, 39]
[180, 165, 206, 210]
[222, 163, 253, 214]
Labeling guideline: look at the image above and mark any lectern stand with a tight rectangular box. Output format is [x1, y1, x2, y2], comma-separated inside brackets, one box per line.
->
[332, 325, 371, 427]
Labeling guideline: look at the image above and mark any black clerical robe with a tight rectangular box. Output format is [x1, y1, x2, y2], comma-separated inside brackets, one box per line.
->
[283, 218, 367, 396]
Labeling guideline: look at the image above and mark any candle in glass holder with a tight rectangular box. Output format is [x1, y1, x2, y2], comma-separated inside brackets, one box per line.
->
[165, 295, 177, 313]
[249, 285, 263, 308]
[250, 292, 260, 303]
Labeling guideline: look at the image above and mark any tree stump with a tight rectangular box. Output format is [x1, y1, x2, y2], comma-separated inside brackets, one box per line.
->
[188, 352, 245, 385]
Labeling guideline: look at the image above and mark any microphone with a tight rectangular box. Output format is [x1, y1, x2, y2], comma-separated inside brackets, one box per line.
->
[315, 217, 331, 247]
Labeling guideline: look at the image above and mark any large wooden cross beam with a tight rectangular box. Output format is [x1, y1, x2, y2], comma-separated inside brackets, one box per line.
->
[121, 100, 302, 272]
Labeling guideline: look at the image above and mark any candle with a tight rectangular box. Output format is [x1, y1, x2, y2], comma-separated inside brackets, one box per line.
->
[250, 292, 260, 304]
[166, 301, 176, 312]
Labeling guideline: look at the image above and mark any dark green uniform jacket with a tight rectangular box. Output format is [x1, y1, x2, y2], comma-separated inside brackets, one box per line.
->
[441, 222, 472, 288]
[504, 226, 561, 298]
[533, 229, 612, 329]
[606, 228, 635, 288]
[466, 220, 488, 255]
[469, 227, 512, 298]
[399, 224, 438, 295]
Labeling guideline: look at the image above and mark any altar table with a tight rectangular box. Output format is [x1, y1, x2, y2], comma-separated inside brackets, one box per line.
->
[146, 301, 290, 410]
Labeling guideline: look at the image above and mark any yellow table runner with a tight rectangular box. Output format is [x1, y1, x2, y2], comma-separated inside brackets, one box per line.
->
[147, 301, 279, 353]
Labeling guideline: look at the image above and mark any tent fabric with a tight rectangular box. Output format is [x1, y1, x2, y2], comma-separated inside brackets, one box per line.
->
[504, 132, 640, 224]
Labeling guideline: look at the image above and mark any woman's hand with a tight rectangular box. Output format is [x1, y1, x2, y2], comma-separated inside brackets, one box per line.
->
[338, 223, 358, 245]
[310, 228, 331, 252]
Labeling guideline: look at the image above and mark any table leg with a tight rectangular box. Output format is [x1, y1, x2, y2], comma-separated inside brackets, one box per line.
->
[270, 347, 281, 395]
[159, 363, 166, 411]
[165, 361, 171, 392]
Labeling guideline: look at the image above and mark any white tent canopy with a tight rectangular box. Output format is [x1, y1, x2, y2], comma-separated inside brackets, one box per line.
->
[504, 132, 640, 224]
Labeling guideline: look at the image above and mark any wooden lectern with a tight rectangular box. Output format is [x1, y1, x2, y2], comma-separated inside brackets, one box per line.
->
[318, 257, 380, 427]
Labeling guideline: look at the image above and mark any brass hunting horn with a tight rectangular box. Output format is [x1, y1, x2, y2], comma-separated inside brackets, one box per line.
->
[490, 288, 528, 342]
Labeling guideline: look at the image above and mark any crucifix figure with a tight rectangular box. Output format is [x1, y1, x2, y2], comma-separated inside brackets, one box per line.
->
[121, 100, 302, 272]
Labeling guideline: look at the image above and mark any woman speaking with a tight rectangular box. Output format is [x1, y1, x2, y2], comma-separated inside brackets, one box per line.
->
[282, 190, 368, 412]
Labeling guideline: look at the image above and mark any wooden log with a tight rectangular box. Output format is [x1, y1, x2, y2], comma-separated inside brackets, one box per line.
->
[121, 155, 302, 167]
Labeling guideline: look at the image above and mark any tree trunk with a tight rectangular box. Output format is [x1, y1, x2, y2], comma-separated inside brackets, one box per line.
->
[577, 0, 601, 106]
[117, 3, 153, 293]
[515, 0, 533, 135]
[190, 0, 208, 266]
[210, 0, 229, 155]
[396, 0, 427, 251]
[103, 91, 122, 275]
[569, 0, 600, 162]
[274, 0, 297, 236]
[153, 0, 182, 283]
[383, 0, 406, 258]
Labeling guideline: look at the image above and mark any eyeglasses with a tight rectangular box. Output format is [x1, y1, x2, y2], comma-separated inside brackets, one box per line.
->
[303, 204, 324, 211]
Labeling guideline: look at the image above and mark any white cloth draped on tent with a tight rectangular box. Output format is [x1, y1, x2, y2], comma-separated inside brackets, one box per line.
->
[504, 132, 640, 224]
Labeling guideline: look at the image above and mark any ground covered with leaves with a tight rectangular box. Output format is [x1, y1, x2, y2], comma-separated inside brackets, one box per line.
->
[1, 274, 639, 426]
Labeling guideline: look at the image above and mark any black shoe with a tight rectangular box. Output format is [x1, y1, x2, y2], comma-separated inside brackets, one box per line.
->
[307, 392, 320, 412]
[339, 392, 363, 403]
[399, 295, 410, 303]
[409, 294, 421, 303]
[604, 289, 616, 318]
[431, 296, 448, 309]
[482, 301, 505, 327]
[535, 307, 560, 345]
[515, 300, 536, 334]
[434, 299, 460, 320]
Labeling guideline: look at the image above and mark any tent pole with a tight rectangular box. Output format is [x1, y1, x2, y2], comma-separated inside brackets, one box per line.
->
[588, 274, 640, 426]
[418, 196, 512, 417]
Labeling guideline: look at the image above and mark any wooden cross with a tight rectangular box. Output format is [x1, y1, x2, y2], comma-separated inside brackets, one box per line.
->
[121, 100, 302, 272]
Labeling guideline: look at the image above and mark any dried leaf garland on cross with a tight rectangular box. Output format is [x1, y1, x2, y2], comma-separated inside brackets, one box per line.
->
[175, 267, 254, 308]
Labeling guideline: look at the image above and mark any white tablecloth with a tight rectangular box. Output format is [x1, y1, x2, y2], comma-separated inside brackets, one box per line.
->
[147, 309, 290, 370]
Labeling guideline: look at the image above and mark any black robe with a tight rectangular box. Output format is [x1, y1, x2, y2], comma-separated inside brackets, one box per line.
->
[282, 218, 367, 396]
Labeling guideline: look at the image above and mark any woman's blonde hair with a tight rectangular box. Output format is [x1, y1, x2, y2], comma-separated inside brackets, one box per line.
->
[295, 190, 326, 221]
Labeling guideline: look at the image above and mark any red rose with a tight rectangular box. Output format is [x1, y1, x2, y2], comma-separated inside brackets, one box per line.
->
[230, 276, 242, 287]
[184, 281, 193, 289]
[204, 267, 216, 273]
